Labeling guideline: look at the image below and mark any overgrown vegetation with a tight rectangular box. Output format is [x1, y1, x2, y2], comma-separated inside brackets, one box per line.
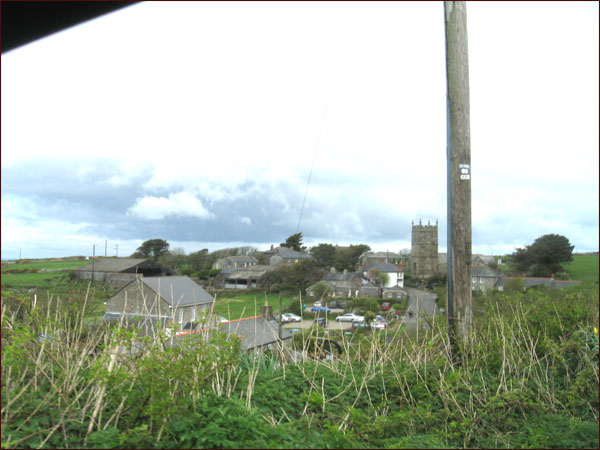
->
[2, 280, 597, 448]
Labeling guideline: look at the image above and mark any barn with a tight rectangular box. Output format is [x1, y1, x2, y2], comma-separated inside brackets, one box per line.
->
[74, 257, 168, 283]
[104, 276, 215, 328]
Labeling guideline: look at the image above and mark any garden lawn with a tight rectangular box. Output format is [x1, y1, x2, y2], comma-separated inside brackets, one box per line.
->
[212, 293, 301, 320]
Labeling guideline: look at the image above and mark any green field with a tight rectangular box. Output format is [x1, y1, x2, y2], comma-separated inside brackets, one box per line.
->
[0, 271, 71, 289]
[1, 259, 89, 271]
[212, 293, 302, 320]
[565, 253, 599, 283]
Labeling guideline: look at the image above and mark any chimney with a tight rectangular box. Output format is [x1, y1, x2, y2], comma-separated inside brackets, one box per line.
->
[261, 301, 273, 321]
[330, 267, 336, 273]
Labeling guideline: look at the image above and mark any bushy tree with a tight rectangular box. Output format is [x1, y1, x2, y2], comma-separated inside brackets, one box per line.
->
[367, 268, 390, 287]
[310, 243, 336, 268]
[334, 244, 370, 271]
[132, 239, 170, 261]
[311, 282, 333, 301]
[512, 234, 574, 277]
[281, 233, 306, 252]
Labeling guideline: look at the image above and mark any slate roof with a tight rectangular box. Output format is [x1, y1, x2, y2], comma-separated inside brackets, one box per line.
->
[363, 251, 402, 259]
[141, 276, 214, 306]
[227, 256, 258, 263]
[363, 263, 403, 273]
[219, 316, 292, 351]
[472, 265, 500, 277]
[276, 247, 313, 259]
[74, 258, 151, 273]
[323, 271, 361, 282]
[224, 266, 276, 280]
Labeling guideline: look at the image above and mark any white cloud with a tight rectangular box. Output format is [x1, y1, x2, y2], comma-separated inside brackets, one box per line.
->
[239, 217, 252, 226]
[128, 192, 214, 221]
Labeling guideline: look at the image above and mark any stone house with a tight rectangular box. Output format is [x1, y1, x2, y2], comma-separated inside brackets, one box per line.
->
[213, 265, 277, 289]
[471, 265, 501, 293]
[263, 246, 314, 265]
[360, 251, 402, 267]
[212, 255, 259, 270]
[306, 268, 365, 298]
[104, 276, 215, 328]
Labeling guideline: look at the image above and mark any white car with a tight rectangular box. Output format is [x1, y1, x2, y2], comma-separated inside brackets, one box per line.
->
[281, 313, 302, 323]
[371, 321, 387, 330]
[336, 313, 364, 322]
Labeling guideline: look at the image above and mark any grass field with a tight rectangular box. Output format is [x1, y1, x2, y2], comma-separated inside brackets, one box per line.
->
[0, 271, 70, 289]
[1, 260, 89, 271]
[212, 293, 302, 320]
[565, 253, 599, 283]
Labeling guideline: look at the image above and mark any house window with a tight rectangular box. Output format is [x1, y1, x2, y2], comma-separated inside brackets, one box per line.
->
[178, 309, 183, 324]
[191, 308, 196, 322]
[472, 277, 476, 283]
[480, 277, 484, 283]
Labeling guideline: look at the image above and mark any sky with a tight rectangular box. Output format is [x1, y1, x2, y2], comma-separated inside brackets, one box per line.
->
[1, 1, 598, 260]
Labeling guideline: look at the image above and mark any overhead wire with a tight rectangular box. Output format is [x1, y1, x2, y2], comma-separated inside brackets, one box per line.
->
[296, 83, 333, 234]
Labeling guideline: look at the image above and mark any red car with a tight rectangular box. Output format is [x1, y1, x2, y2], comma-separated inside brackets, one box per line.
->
[380, 302, 391, 311]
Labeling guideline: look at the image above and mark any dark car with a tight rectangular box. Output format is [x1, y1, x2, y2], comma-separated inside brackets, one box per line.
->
[314, 317, 328, 327]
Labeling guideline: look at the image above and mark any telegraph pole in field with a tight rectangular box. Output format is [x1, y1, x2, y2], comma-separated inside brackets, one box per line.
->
[92, 244, 96, 283]
[445, 1, 473, 359]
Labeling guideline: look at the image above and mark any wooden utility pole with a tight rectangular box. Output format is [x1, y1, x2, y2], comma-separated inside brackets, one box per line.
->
[445, 1, 472, 356]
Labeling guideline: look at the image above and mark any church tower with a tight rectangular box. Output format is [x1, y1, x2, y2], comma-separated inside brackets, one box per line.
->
[411, 219, 438, 279]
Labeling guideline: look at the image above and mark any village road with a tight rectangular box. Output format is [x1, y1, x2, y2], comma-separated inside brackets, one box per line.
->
[399, 287, 440, 331]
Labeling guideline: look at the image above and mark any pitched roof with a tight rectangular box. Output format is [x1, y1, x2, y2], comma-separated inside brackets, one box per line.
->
[276, 247, 313, 259]
[141, 276, 214, 306]
[363, 263, 403, 273]
[323, 271, 361, 282]
[224, 266, 276, 280]
[219, 316, 292, 351]
[74, 257, 151, 273]
[227, 256, 258, 263]
[364, 251, 402, 259]
[472, 265, 500, 277]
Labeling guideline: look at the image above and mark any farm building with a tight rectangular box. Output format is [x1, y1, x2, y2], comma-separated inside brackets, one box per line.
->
[74, 257, 168, 283]
[213, 265, 277, 289]
[104, 276, 215, 328]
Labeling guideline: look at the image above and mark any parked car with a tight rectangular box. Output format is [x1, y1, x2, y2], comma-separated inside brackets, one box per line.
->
[312, 306, 331, 312]
[329, 300, 347, 309]
[375, 315, 388, 325]
[352, 320, 370, 329]
[336, 313, 364, 322]
[371, 321, 386, 330]
[314, 318, 328, 327]
[381, 302, 391, 311]
[281, 313, 302, 323]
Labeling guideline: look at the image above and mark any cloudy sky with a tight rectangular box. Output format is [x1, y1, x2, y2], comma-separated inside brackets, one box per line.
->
[2, 1, 598, 260]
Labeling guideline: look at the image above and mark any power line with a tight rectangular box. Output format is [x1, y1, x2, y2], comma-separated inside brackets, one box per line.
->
[296, 83, 333, 234]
